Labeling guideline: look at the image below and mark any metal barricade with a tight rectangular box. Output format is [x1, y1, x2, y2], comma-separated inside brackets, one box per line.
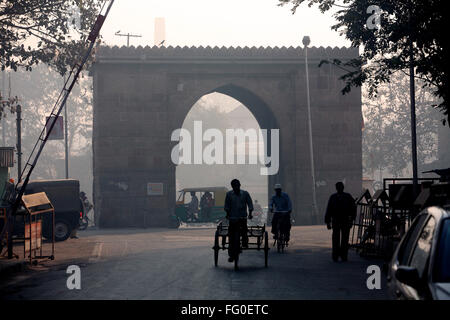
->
[351, 176, 447, 260]
[350, 189, 371, 252]
[350, 189, 396, 259]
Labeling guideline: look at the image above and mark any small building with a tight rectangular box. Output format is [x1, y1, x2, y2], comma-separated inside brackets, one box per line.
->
[0, 147, 14, 197]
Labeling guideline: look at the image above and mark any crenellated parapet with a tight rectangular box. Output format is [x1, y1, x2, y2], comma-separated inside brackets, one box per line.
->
[95, 45, 359, 63]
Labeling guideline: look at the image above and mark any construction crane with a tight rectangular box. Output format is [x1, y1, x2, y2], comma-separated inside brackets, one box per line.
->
[1, 0, 116, 259]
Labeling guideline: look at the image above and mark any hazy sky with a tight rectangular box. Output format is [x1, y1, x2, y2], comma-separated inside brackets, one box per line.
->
[101, 0, 350, 48]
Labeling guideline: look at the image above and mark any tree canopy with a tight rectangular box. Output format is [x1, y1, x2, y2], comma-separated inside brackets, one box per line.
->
[279, 0, 449, 124]
[362, 73, 440, 179]
[0, 0, 101, 75]
[2, 65, 93, 190]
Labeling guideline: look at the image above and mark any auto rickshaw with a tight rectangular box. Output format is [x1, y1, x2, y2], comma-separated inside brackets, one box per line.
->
[170, 187, 228, 227]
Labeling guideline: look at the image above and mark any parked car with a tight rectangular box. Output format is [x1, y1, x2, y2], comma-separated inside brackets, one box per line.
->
[16, 179, 83, 241]
[388, 206, 450, 300]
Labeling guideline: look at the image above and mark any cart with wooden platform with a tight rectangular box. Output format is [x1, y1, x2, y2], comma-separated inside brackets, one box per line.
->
[20, 192, 55, 264]
[213, 220, 269, 270]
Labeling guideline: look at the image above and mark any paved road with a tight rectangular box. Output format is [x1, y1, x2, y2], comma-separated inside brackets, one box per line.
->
[0, 225, 388, 300]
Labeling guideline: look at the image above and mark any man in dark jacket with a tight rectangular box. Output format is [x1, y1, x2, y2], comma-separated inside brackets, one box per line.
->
[224, 179, 254, 263]
[325, 182, 356, 262]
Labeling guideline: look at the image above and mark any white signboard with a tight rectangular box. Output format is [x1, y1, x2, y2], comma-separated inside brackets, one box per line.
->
[147, 183, 164, 196]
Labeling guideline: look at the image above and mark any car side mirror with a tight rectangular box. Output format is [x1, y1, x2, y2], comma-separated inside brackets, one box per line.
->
[395, 266, 421, 289]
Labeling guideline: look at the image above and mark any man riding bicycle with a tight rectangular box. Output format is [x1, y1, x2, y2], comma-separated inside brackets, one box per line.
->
[269, 184, 292, 244]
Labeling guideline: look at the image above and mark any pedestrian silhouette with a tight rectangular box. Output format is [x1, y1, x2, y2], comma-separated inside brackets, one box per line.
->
[324, 182, 356, 262]
[188, 191, 199, 221]
[200, 191, 213, 220]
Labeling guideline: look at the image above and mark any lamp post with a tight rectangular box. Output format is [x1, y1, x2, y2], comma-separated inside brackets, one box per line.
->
[303, 35, 319, 224]
[408, 8, 418, 197]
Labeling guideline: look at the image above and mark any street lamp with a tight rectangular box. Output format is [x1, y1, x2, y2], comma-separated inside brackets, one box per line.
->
[302, 36, 311, 47]
[303, 35, 319, 224]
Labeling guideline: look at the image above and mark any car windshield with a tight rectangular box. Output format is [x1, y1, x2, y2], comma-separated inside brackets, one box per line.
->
[434, 218, 450, 283]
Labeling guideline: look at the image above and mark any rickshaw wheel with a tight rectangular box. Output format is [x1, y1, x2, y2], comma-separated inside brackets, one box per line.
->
[214, 250, 219, 267]
[221, 236, 226, 249]
[214, 230, 219, 267]
[264, 231, 269, 267]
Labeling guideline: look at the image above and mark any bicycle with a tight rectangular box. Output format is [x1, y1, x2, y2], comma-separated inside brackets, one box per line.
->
[78, 214, 90, 231]
[78, 203, 93, 231]
[273, 211, 290, 253]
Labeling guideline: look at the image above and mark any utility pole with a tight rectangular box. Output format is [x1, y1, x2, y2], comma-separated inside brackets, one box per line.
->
[0, 76, 22, 182]
[303, 35, 319, 224]
[408, 5, 418, 197]
[0, 73, 23, 183]
[64, 76, 69, 179]
[114, 31, 142, 47]
[1, 69, 5, 147]
[7, 74, 22, 182]
[16, 104, 22, 182]
[409, 42, 418, 195]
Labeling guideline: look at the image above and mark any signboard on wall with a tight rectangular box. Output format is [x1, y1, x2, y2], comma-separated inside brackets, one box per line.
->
[46, 116, 64, 140]
[147, 183, 164, 196]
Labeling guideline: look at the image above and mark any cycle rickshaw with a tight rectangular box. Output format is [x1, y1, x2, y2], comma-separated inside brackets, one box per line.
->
[212, 220, 269, 270]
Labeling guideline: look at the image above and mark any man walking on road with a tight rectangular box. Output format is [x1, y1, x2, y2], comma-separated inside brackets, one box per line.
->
[224, 179, 254, 263]
[325, 182, 356, 262]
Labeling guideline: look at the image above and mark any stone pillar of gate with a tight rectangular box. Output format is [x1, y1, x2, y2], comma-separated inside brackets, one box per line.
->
[93, 63, 175, 228]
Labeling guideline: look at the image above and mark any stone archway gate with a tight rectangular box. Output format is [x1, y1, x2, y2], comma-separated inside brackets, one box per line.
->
[91, 45, 362, 227]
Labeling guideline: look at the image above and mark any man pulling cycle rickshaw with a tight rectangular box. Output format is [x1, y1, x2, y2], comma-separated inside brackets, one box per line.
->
[224, 179, 254, 264]
[215, 178, 269, 270]
[269, 184, 292, 252]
